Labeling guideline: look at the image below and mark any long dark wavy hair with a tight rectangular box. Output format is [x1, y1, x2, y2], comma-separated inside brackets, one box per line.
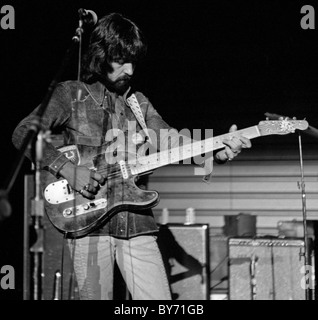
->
[81, 12, 147, 82]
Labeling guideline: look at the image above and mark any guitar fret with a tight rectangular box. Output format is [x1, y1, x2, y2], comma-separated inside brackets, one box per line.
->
[130, 126, 262, 175]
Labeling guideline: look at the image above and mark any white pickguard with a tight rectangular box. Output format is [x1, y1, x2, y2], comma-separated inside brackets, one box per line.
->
[44, 179, 74, 204]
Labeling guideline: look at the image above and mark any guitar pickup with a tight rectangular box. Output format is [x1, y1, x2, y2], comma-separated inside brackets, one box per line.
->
[119, 160, 129, 179]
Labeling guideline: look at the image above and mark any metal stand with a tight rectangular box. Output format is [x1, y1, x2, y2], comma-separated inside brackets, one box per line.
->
[265, 112, 316, 300]
[52, 271, 62, 300]
[297, 131, 311, 300]
[29, 131, 51, 300]
[250, 254, 257, 300]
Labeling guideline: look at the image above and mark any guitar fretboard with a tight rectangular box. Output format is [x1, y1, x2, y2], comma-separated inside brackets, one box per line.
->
[130, 125, 261, 175]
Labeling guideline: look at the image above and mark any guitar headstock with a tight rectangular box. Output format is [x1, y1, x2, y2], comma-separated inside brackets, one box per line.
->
[258, 118, 309, 136]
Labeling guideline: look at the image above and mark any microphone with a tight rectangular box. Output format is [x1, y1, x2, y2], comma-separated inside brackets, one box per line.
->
[78, 8, 98, 26]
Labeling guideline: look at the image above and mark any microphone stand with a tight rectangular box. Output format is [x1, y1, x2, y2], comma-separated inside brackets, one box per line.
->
[265, 112, 313, 300]
[297, 131, 311, 300]
[29, 130, 51, 300]
[250, 254, 257, 300]
[3, 15, 86, 300]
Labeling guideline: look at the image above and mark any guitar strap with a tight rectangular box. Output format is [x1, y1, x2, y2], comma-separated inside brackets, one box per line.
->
[126, 94, 152, 144]
[126, 93, 213, 183]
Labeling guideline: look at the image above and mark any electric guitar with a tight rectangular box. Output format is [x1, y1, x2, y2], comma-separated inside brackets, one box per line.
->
[43, 119, 308, 238]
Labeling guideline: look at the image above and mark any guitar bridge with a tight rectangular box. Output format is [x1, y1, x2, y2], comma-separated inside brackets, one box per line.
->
[63, 198, 107, 218]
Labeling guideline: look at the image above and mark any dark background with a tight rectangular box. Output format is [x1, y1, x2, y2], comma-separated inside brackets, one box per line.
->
[0, 0, 317, 299]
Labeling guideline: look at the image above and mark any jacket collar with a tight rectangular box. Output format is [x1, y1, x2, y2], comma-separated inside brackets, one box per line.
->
[84, 81, 105, 105]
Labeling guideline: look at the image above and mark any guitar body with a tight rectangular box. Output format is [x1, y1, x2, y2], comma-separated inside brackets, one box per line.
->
[42, 168, 159, 238]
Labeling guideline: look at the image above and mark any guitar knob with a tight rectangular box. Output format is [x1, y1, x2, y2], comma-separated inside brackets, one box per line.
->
[83, 204, 90, 210]
[65, 208, 73, 216]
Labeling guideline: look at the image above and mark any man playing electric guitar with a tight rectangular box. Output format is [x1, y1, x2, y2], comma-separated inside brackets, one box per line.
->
[12, 12, 251, 300]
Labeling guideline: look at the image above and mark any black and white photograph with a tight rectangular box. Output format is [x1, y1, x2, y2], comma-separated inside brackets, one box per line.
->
[0, 0, 317, 305]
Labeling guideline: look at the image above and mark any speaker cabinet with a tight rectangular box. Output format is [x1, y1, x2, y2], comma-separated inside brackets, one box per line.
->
[157, 223, 210, 300]
[229, 237, 308, 300]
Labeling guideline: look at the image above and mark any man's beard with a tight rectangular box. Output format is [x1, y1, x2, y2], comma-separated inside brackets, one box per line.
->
[107, 76, 131, 95]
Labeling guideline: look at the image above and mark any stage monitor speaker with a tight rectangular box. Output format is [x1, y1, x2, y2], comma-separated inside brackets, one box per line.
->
[229, 237, 308, 300]
[157, 223, 210, 300]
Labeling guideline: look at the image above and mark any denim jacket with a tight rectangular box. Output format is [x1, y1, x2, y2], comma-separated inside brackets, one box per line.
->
[12, 80, 191, 239]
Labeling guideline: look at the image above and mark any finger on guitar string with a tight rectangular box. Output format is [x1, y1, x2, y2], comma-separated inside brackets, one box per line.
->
[223, 137, 241, 152]
[227, 123, 252, 150]
[90, 170, 106, 185]
[224, 147, 238, 161]
[82, 182, 99, 195]
[222, 136, 243, 161]
[238, 135, 252, 149]
[225, 134, 251, 150]
[93, 180, 101, 191]
[87, 179, 101, 190]
[78, 188, 96, 200]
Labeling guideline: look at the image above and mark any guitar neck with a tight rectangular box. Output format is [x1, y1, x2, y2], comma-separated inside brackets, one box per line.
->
[131, 125, 261, 175]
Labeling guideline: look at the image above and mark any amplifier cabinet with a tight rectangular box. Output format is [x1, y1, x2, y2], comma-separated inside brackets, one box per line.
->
[229, 237, 307, 300]
[157, 223, 210, 300]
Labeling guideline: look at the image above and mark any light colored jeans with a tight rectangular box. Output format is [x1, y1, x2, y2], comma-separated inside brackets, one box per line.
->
[67, 235, 172, 300]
